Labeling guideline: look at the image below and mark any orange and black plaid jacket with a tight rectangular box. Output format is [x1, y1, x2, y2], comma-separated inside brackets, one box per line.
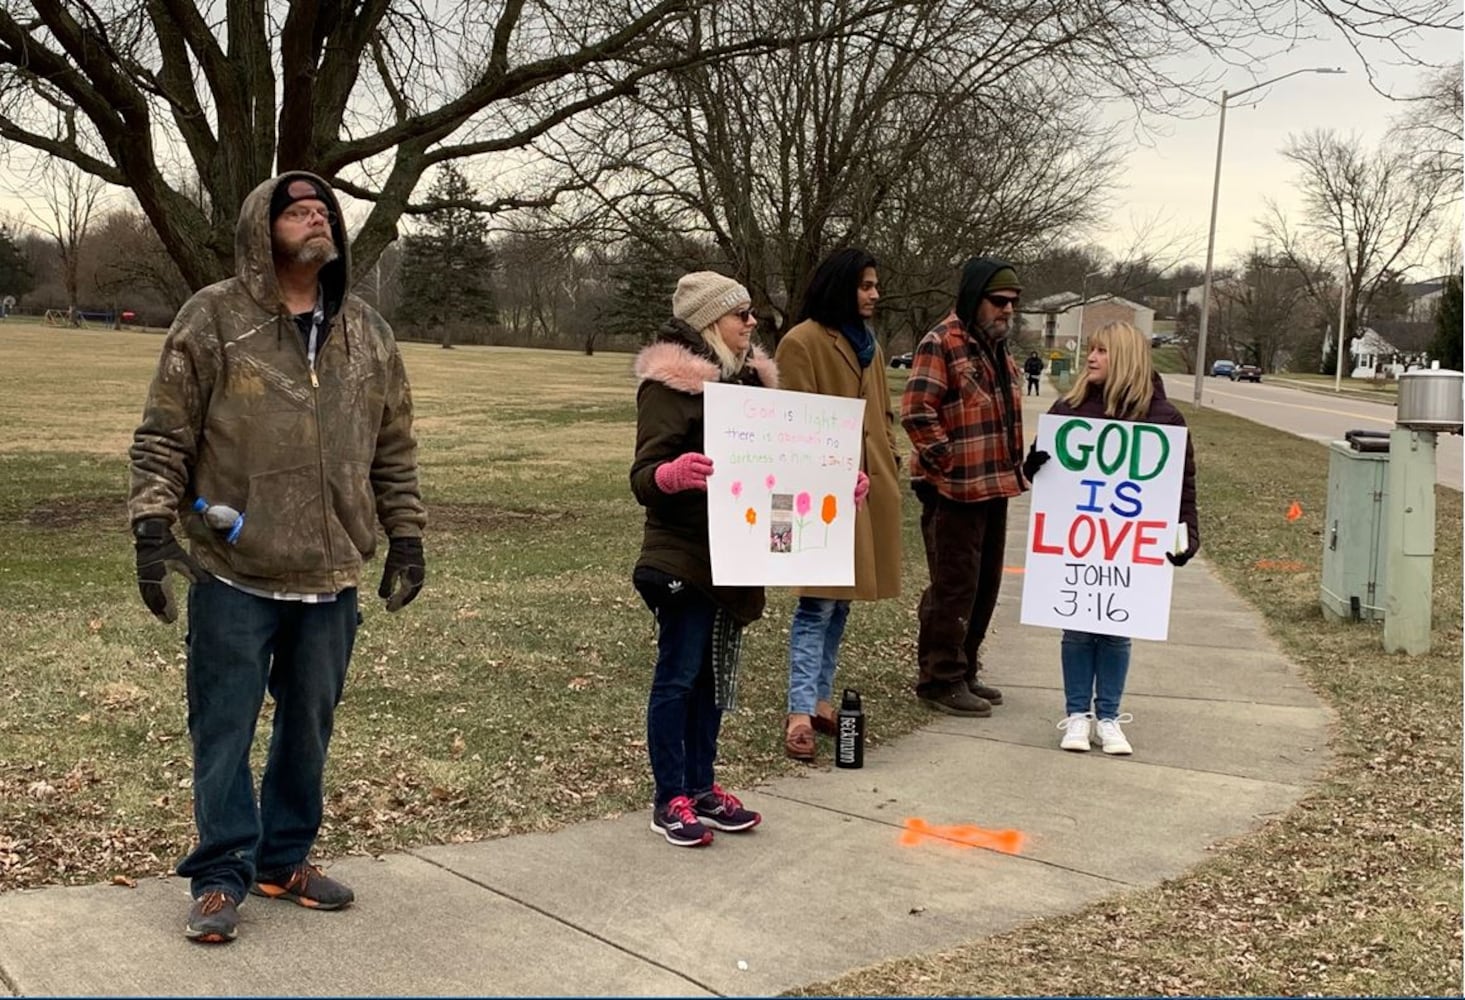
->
[900, 311, 1025, 503]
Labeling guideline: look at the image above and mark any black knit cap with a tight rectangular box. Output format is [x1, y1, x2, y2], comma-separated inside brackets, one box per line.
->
[269, 176, 331, 223]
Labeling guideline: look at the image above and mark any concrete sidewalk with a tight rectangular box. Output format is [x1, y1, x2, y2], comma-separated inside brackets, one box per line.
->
[0, 393, 1333, 997]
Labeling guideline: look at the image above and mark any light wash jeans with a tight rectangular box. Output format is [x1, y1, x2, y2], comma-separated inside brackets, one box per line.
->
[1060, 630, 1132, 719]
[786, 597, 851, 715]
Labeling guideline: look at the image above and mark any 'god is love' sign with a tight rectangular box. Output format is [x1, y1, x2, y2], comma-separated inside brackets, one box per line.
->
[1019, 413, 1188, 640]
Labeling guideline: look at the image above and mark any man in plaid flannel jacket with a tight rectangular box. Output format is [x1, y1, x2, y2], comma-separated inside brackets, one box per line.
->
[900, 256, 1027, 716]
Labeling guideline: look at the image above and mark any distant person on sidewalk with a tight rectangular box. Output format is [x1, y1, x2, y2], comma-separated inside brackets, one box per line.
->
[900, 257, 1027, 717]
[774, 248, 902, 762]
[1023, 321, 1199, 755]
[128, 173, 426, 943]
[1024, 350, 1045, 395]
[630, 271, 776, 846]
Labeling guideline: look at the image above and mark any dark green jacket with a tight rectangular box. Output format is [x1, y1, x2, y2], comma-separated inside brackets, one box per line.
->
[630, 319, 778, 626]
[127, 172, 425, 593]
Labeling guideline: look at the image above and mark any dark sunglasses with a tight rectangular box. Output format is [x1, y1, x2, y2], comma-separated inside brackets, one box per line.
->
[732, 307, 755, 322]
[984, 293, 1020, 309]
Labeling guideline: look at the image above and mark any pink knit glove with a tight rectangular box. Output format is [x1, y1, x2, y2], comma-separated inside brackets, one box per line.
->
[655, 452, 714, 493]
[854, 470, 870, 509]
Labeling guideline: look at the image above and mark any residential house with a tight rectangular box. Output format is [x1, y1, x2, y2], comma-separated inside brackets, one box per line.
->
[1022, 292, 1155, 353]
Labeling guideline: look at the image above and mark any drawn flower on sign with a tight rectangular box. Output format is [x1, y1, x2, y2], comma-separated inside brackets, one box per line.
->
[765, 474, 776, 491]
[731, 480, 743, 499]
[745, 507, 757, 527]
[822, 494, 838, 543]
[795, 492, 812, 517]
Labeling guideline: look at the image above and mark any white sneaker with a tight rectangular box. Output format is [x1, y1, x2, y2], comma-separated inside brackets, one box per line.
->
[1057, 712, 1094, 752]
[1095, 714, 1134, 755]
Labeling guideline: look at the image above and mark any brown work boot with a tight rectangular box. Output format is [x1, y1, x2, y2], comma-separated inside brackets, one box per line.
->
[967, 676, 1004, 705]
[918, 684, 993, 717]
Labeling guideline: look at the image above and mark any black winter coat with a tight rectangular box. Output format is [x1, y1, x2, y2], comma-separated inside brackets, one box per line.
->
[630, 319, 780, 626]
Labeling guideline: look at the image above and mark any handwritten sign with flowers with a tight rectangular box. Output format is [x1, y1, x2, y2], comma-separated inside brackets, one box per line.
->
[702, 383, 865, 586]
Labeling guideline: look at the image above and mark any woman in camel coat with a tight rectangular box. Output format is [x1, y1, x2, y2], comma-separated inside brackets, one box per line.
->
[774, 248, 903, 761]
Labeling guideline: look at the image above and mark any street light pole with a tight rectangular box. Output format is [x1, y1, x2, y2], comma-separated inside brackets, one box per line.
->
[1074, 269, 1104, 368]
[1334, 268, 1349, 391]
[1191, 66, 1346, 406]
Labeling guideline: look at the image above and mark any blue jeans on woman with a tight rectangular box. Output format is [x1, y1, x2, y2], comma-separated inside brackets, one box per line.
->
[1060, 630, 1131, 719]
[176, 579, 357, 900]
[636, 573, 722, 808]
[786, 597, 851, 715]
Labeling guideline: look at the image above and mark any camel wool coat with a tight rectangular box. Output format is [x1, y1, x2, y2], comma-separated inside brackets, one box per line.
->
[775, 319, 903, 601]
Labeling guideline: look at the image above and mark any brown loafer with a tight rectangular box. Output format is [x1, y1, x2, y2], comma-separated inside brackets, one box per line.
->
[785, 721, 816, 761]
[811, 712, 838, 736]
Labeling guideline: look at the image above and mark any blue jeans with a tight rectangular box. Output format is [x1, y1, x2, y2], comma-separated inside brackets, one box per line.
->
[1060, 630, 1131, 719]
[636, 574, 722, 808]
[176, 579, 357, 900]
[787, 597, 851, 714]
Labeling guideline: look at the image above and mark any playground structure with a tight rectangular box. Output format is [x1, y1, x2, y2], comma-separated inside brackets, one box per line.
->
[41, 308, 134, 329]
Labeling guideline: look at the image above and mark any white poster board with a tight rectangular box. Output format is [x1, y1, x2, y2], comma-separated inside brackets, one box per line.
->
[1019, 413, 1189, 641]
[703, 382, 866, 586]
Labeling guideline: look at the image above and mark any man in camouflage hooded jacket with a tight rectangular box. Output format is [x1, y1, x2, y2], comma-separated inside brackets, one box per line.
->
[128, 172, 426, 944]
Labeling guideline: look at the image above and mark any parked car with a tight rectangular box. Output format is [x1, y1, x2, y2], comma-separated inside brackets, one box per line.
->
[891, 352, 914, 368]
[1230, 364, 1262, 383]
[1151, 334, 1174, 346]
[1209, 359, 1236, 378]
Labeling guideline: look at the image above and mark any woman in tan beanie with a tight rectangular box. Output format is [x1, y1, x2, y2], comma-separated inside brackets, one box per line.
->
[630, 271, 779, 847]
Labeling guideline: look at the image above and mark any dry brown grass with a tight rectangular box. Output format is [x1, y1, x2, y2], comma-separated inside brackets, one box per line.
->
[795, 403, 1463, 997]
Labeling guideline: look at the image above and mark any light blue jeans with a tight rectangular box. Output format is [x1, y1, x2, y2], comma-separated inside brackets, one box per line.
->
[1060, 630, 1132, 719]
[787, 597, 851, 715]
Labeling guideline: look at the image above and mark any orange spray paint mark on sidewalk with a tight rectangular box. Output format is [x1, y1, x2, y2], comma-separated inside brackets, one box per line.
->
[1286, 501, 1303, 522]
[900, 817, 1025, 855]
[1002, 566, 1025, 574]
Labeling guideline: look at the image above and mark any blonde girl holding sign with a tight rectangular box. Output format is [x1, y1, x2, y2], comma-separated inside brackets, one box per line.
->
[1021, 322, 1200, 755]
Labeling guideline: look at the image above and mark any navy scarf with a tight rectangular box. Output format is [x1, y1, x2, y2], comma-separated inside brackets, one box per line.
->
[840, 321, 876, 369]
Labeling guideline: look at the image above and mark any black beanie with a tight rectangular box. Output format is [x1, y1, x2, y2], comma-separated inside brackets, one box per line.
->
[270, 176, 331, 223]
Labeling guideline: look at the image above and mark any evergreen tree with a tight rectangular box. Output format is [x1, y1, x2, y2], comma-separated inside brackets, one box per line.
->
[1430, 274, 1462, 370]
[0, 223, 33, 304]
[604, 241, 680, 344]
[398, 164, 498, 347]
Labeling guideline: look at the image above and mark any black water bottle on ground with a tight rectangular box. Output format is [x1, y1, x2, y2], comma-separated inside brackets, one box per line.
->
[836, 688, 865, 769]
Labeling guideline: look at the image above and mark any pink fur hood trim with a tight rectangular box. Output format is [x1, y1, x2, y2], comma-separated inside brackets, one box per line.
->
[633, 341, 779, 394]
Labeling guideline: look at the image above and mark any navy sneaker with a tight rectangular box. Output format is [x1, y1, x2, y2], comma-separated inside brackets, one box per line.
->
[651, 795, 714, 847]
[693, 784, 762, 832]
[185, 889, 240, 944]
[251, 862, 354, 910]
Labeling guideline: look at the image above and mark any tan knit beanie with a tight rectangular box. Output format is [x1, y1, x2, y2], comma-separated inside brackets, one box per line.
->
[673, 271, 751, 332]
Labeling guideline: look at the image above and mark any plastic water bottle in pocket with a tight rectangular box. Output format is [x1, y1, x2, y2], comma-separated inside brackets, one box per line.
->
[192, 497, 244, 545]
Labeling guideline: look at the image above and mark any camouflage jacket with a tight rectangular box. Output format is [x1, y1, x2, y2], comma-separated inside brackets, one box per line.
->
[128, 171, 425, 594]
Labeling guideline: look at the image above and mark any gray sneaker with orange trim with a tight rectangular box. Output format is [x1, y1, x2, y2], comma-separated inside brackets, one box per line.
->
[185, 889, 240, 943]
[250, 862, 355, 910]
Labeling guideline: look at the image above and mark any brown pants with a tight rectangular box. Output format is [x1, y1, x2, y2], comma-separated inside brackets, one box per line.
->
[914, 485, 1008, 696]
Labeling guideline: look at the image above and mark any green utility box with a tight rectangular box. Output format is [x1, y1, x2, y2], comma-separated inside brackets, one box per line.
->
[1050, 357, 1072, 391]
[1320, 435, 1390, 622]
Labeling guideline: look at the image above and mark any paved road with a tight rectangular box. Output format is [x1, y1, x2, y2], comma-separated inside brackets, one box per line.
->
[1165, 374, 1463, 491]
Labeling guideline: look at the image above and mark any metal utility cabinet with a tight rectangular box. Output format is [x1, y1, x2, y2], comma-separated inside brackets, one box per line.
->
[1320, 432, 1389, 622]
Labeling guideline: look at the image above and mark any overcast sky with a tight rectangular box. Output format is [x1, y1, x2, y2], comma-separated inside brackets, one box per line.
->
[1, 20, 1459, 280]
[1094, 26, 1462, 274]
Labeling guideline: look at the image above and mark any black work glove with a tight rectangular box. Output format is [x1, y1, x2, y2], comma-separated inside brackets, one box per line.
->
[133, 518, 204, 623]
[1022, 445, 1051, 482]
[378, 536, 425, 612]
